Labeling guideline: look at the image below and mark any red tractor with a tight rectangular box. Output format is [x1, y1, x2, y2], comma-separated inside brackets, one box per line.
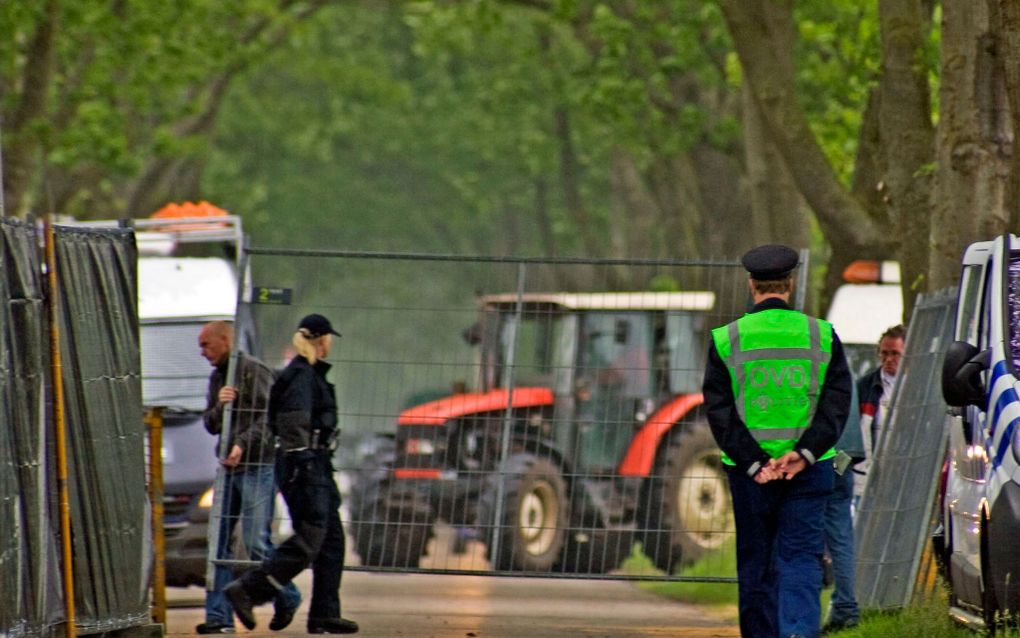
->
[349, 291, 734, 573]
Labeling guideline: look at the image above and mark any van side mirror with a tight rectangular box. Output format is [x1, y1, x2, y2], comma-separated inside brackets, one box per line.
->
[941, 341, 990, 407]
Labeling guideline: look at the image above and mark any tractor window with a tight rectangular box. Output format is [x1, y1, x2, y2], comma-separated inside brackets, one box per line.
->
[498, 310, 570, 389]
[576, 313, 652, 471]
[666, 312, 708, 394]
[579, 313, 652, 398]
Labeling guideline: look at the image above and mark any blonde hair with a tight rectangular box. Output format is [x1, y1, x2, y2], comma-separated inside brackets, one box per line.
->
[292, 328, 322, 364]
[750, 277, 793, 295]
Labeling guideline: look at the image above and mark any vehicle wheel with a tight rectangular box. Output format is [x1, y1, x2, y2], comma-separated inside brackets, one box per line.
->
[348, 438, 433, 568]
[479, 453, 568, 572]
[982, 512, 999, 633]
[639, 422, 733, 573]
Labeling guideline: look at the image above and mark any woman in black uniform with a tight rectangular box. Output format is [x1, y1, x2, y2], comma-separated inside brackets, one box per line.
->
[225, 314, 358, 634]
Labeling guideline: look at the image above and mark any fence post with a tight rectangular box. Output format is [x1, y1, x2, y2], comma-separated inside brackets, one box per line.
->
[44, 217, 76, 638]
[146, 407, 167, 625]
[795, 248, 810, 312]
[489, 261, 527, 567]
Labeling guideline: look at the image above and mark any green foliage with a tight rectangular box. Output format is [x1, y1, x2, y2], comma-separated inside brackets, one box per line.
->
[209, 2, 596, 255]
[0, 0, 323, 217]
[618, 539, 738, 608]
[826, 592, 975, 638]
[794, 1, 881, 186]
[622, 551, 997, 638]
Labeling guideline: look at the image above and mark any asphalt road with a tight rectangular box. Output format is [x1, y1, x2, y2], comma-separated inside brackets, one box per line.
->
[164, 570, 739, 638]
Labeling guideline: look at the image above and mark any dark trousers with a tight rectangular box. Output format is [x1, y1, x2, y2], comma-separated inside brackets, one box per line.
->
[242, 450, 345, 619]
[726, 459, 834, 638]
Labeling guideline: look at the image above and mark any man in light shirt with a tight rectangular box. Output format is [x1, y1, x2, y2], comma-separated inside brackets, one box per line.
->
[853, 324, 906, 499]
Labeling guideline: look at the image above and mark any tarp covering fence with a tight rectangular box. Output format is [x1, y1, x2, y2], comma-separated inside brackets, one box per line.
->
[0, 220, 151, 638]
[0, 219, 59, 637]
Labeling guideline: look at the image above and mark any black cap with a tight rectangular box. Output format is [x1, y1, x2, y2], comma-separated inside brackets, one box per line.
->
[741, 244, 799, 280]
[298, 313, 341, 338]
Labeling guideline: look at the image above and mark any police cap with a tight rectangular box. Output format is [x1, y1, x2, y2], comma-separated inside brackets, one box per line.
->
[741, 244, 799, 280]
[298, 313, 341, 338]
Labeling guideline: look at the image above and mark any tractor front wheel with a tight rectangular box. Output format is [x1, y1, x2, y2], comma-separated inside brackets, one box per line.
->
[479, 453, 568, 572]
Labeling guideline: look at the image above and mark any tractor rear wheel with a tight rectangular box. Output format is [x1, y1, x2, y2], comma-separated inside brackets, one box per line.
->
[639, 422, 733, 573]
[479, 453, 568, 572]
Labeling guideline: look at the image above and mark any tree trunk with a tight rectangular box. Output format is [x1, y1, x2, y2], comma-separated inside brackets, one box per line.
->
[645, 154, 704, 259]
[554, 107, 603, 257]
[741, 74, 808, 252]
[718, 0, 886, 277]
[609, 149, 665, 261]
[991, 0, 1020, 231]
[877, 0, 935, 320]
[930, 0, 1012, 289]
[3, 0, 58, 218]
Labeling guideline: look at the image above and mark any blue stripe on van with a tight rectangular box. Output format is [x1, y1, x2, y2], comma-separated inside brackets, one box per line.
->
[989, 360, 1012, 437]
[989, 358, 1020, 468]
[993, 416, 1020, 468]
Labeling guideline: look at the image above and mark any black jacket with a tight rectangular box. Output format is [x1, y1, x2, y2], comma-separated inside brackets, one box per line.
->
[270, 355, 338, 451]
[856, 366, 886, 455]
[702, 297, 853, 477]
[203, 351, 276, 468]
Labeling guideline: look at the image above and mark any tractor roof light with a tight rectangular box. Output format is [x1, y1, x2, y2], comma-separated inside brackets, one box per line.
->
[842, 260, 901, 285]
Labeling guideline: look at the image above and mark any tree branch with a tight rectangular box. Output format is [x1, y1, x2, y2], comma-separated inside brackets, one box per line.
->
[718, 0, 887, 252]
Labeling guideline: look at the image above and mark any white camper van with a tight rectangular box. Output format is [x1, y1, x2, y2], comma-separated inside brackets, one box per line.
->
[825, 260, 903, 377]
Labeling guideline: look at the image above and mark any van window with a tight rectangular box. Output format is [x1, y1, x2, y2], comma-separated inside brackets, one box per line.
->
[141, 322, 215, 412]
[1009, 257, 1020, 371]
[956, 264, 983, 344]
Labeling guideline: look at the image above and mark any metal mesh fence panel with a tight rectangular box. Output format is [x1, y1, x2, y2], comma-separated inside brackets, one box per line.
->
[854, 288, 956, 609]
[212, 248, 812, 582]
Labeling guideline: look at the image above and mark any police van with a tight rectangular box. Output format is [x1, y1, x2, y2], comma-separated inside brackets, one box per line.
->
[940, 235, 1020, 628]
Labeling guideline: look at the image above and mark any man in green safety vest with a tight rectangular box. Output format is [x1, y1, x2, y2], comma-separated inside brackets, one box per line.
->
[703, 244, 852, 638]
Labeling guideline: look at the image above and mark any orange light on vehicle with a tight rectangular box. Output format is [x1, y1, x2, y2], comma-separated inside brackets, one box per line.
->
[151, 201, 229, 219]
[394, 468, 441, 480]
[150, 201, 230, 231]
[842, 260, 882, 283]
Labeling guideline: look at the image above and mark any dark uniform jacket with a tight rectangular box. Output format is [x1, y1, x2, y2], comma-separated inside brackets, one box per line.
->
[269, 355, 338, 452]
[203, 351, 276, 469]
[856, 367, 885, 453]
[702, 297, 853, 477]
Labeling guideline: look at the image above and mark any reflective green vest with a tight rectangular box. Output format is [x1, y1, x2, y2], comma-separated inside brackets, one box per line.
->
[711, 308, 835, 465]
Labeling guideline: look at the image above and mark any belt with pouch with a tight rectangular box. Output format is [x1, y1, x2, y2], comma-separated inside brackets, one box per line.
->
[281, 428, 339, 453]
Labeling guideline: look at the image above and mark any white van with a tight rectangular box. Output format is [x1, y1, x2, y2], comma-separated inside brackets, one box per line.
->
[825, 260, 903, 377]
[940, 235, 1020, 628]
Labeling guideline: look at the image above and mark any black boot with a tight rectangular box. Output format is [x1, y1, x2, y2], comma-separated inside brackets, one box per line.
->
[307, 617, 359, 634]
[223, 581, 257, 630]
